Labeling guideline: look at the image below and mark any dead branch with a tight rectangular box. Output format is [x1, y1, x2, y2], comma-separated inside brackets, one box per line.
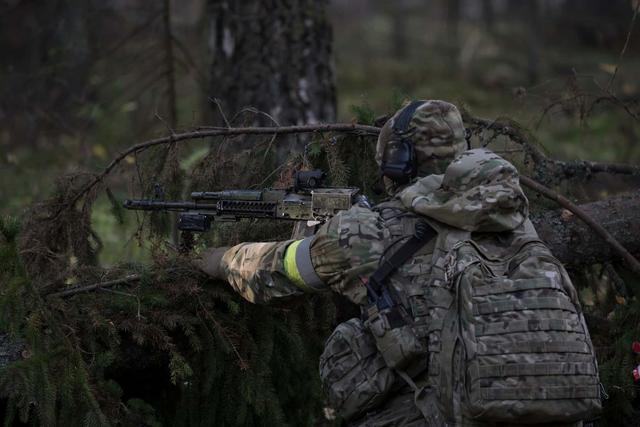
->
[56, 123, 381, 217]
[51, 118, 640, 274]
[531, 190, 640, 269]
[49, 273, 143, 298]
[521, 175, 640, 276]
[463, 112, 640, 176]
[606, 0, 640, 92]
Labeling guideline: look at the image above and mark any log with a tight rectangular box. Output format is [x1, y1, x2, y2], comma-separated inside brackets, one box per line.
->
[531, 190, 640, 267]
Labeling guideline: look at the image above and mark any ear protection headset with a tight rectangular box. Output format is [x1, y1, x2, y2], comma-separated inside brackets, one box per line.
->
[380, 100, 426, 184]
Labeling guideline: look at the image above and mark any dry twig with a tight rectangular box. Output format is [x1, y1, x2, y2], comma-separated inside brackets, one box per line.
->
[606, 0, 640, 92]
[49, 273, 143, 298]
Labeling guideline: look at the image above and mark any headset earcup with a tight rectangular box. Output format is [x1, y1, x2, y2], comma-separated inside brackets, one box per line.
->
[406, 139, 416, 178]
[380, 138, 415, 184]
[380, 100, 425, 184]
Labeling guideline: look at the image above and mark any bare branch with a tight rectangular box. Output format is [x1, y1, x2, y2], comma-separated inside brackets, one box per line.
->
[208, 97, 231, 128]
[49, 274, 143, 298]
[463, 111, 640, 176]
[520, 175, 640, 276]
[54, 123, 380, 218]
[606, 0, 640, 92]
[50, 117, 640, 273]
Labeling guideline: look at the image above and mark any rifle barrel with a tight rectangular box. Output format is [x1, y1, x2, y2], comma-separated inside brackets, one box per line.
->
[123, 199, 212, 211]
[191, 190, 263, 201]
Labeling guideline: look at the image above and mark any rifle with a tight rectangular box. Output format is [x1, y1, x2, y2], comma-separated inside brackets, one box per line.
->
[123, 170, 364, 233]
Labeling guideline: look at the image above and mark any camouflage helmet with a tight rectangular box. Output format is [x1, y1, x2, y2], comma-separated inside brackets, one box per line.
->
[375, 100, 468, 182]
[399, 148, 529, 232]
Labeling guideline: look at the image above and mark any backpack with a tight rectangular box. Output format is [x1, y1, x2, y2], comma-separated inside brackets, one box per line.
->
[433, 231, 602, 425]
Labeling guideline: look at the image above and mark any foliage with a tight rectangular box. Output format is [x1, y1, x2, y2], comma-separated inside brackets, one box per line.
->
[0, 133, 347, 426]
[597, 305, 640, 424]
[0, 215, 337, 426]
[1, 95, 639, 426]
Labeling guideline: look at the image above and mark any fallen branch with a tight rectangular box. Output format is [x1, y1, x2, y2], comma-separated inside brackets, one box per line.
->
[531, 190, 640, 269]
[521, 175, 640, 275]
[463, 112, 640, 177]
[49, 273, 143, 298]
[52, 119, 640, 274]
[57, 123, 380, 217]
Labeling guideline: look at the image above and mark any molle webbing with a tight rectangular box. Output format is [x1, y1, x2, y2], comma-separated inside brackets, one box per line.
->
[481, 385, 600, 401]
[478, 340, 591, 355]
[475, 318, 582, 336]
[473, 277, 563, 296]
[477, 362, 597, 378]
[434, 237, 601, 423]
[474, 297, 577, 315]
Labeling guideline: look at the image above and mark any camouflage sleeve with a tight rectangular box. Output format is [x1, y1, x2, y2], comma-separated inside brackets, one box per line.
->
[221, 205, 389, 306]
[309, 205, 389, 305]
[221, 240, 306, 304]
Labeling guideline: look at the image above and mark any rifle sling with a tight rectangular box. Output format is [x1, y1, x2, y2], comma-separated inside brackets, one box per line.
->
[368, 221, 437, 297]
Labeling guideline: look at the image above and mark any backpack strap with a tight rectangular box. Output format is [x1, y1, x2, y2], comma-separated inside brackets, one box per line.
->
[366, 220, 437, 308]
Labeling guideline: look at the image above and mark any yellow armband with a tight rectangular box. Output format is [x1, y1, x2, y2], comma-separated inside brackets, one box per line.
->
[283, 237, 326, 292]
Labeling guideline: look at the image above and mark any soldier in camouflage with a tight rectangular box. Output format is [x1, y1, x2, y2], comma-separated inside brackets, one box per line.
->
[198, 100, 466, 307]
[197, 100, 598, 426]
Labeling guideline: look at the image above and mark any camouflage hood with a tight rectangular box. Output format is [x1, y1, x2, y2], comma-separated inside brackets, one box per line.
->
[376, 100, 467, 177]
[398, 148, 529, 232]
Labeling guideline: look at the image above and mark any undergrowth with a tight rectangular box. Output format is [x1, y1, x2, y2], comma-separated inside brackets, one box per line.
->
[0, 106, 638, 426]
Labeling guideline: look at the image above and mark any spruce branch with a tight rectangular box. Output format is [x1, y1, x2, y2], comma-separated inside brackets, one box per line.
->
[462, 112, 640, 176]
[48, 118, 640, 276]
[55, 123, 380, 218]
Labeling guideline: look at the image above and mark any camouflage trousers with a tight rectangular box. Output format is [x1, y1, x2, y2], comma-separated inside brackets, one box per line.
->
[347, 389, 585, 427]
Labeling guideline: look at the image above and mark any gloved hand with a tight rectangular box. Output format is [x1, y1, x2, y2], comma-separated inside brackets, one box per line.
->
[194, 246, 230, 280]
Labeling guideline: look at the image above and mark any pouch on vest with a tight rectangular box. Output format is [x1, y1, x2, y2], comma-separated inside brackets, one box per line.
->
[319, 318, 396, 421]
[364, 294, 425, 370]
[363, 221, 436, 370]
[438, 240, 601, 424]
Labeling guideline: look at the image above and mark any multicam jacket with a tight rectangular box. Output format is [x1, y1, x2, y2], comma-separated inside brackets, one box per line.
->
[220, 149, 528, 311]
[216, 149, 596, 426]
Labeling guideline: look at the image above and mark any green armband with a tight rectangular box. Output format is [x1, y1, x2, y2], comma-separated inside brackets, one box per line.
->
[283, 237, 326, 292]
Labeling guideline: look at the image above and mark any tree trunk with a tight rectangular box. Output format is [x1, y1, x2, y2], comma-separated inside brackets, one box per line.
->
[445, 0, 461, 66]
[524, 0, 541, 85]
[481, 0, 494, 33]
[531, 191, 640, 268]
[0, 0, 93, 145]
[207, 0, 336, 162]
[387, 0, 408, 59]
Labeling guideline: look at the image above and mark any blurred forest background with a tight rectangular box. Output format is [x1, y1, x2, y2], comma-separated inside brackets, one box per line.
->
[1, 0, 640, 426]
[1, 0, 640, 261]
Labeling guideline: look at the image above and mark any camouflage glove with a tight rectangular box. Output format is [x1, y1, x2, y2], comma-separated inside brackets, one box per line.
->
[195, 246, 231, 280]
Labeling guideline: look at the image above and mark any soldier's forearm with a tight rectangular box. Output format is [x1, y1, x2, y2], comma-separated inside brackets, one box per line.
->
[221, 241, 311, 304]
